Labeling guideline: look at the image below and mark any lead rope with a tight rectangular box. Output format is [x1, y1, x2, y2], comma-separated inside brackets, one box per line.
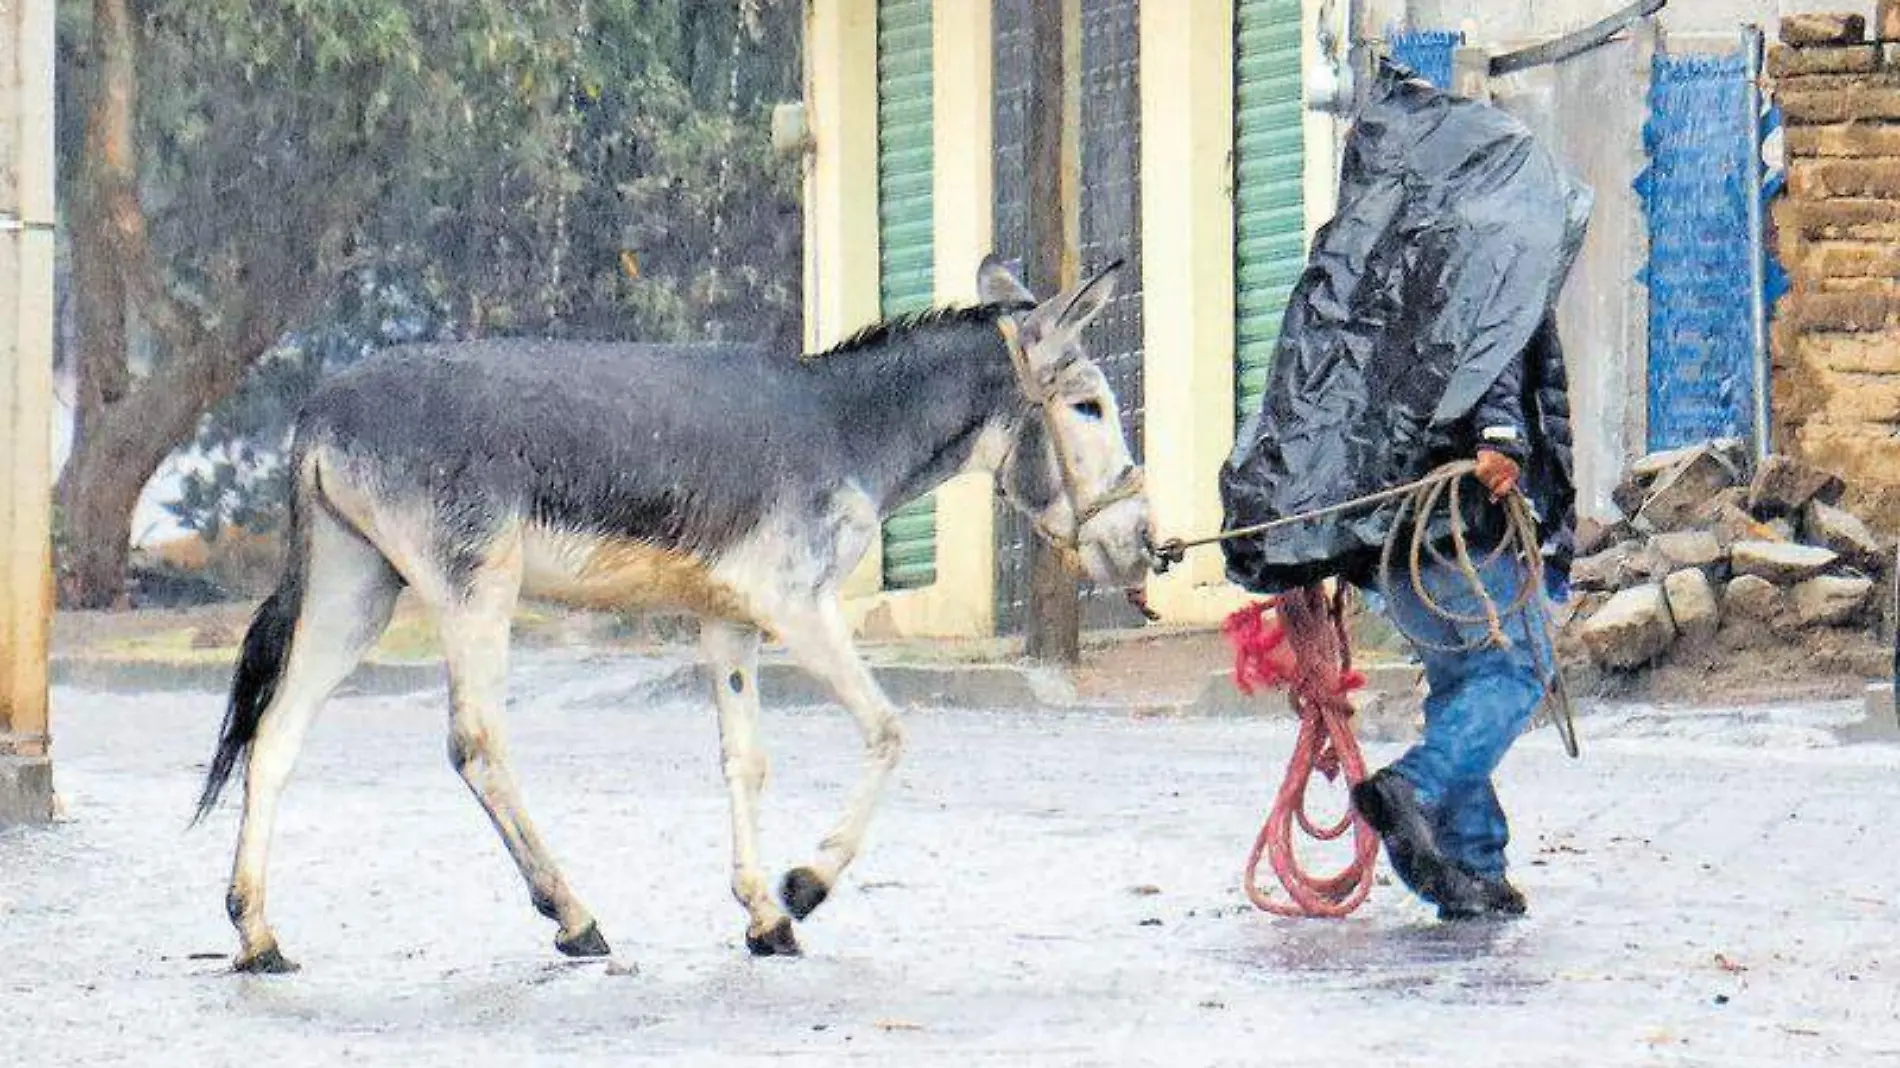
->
[1155, 461, 1579, 918]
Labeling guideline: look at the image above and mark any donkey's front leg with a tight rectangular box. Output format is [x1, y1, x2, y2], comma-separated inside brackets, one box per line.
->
[701, 621, 799, 956]
[768, 597, 906, 923]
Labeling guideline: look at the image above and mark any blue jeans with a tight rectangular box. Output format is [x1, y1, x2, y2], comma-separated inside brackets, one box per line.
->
[1378, 546, 1554, 883]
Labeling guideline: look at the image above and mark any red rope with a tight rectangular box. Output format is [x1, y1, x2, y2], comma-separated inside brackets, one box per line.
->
[1223, 585, 1381, 918]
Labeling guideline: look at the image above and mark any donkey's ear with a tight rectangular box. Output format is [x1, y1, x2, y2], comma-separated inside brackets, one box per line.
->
[977, 254, 1036, 306]
[1016, 259, 1123, 359]
[1050, 258, 1122, 333]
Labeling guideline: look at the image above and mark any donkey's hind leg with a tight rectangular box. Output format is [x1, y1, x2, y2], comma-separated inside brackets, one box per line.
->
[433, 549, 606, 958]
[229, 506, 401, 973]
[702, 621, 799, 956]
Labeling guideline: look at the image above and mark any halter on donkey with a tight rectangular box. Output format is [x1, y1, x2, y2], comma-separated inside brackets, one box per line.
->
[191, 256, 1158, 972]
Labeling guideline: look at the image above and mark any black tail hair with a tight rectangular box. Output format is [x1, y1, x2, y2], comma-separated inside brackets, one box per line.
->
[191, 527, 306, 826]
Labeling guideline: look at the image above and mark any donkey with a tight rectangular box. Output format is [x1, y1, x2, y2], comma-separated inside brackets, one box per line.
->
[191, 255, 1157, 972]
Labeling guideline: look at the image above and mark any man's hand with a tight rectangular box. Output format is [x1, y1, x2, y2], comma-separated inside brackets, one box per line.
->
[1474, 447, 1521, 502]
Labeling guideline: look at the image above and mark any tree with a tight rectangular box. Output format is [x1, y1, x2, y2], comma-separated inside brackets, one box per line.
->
[1023, 0, 1081, 665]
[57, 0, 802, 606]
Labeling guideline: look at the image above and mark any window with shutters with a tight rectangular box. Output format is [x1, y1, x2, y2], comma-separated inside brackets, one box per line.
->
[877, 0, 937, 590]
[1232, 0, 1305, 429]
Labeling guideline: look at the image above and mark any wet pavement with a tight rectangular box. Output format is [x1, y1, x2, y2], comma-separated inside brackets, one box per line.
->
[3, 651, 1898, 1067]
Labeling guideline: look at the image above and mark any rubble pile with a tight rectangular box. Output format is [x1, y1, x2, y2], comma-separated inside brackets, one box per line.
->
[1567, 440, 1894, 671]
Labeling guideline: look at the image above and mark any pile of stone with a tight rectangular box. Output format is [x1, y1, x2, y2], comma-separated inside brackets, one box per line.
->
[1571, 440, 1893, 670]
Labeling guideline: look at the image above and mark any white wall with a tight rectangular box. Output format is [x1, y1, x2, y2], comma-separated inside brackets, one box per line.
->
[1490, 33, 1656, 522]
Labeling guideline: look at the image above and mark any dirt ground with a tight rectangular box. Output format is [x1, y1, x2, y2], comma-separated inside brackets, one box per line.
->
[12, 678, 1899, 1067]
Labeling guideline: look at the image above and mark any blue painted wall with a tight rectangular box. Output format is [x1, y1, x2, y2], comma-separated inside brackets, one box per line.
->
[1634, 51, 1789, 451]
[1389, 29, 1464, 90]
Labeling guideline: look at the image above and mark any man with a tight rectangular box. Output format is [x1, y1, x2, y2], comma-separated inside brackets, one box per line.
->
[1348, 315, 1570, 921]
[1219, 61, 1589, 922]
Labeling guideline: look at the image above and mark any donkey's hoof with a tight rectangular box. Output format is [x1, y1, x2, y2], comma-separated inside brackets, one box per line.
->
[233, 945, 300, 975]
[745, 917, 802, 958]
[780, 867, 831, 921]
[556, 921, 613, 959]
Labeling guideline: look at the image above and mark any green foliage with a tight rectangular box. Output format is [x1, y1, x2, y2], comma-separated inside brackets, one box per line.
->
[60, 0, 805, 537]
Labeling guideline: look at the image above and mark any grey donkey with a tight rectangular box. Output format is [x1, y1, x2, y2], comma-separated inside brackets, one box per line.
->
[192, 255, 1158, 972]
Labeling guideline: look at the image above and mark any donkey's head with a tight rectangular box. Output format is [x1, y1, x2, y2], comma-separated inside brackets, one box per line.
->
[977, 255, 1156, 589]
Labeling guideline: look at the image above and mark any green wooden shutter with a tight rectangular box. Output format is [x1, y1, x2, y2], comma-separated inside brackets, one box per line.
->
[1233, 0, 1306, 427]
[877, 0, 937, 590]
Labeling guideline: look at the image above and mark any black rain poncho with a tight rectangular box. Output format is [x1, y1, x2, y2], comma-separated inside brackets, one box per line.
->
[1220, 61, 1593, 595]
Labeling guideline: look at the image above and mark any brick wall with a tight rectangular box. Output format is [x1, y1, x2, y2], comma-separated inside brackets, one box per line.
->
[1772, 6, 1900, 530]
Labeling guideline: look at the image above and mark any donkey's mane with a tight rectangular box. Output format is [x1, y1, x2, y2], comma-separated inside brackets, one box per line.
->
[803, 300, 1034, 362]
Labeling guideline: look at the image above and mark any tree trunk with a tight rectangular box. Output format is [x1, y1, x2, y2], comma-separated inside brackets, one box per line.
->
[65, 201, 131, 606]
[1023, 0, 1081, 665]
[59, 0, 302, 607]
[57, 427, 150, 609]
[60, 0, 140, 607]
[58, 306, 288, 607]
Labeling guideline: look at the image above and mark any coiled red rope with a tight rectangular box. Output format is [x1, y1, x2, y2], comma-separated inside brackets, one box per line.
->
[1224, 585, 1381, 918]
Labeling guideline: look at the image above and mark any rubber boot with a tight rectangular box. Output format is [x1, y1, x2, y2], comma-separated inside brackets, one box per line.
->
[1468, 872, 1527, 918]
[1351, 769, 1488, 920]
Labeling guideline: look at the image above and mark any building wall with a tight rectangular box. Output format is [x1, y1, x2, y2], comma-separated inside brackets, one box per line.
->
[1400, 0, 1784, 44]
[1129, 0, 1340, 626]
[1392, 0, 1886, 45]
[822, 0, 1727, 637]
[1490, 36, 1656, 522]
[809, 0, 1003, 639]
[811, 0, 1339, 637]
[1358, 2, 1659, 519]
[1770, 20, 1900, 529]
[1138, 2, 1245, 623]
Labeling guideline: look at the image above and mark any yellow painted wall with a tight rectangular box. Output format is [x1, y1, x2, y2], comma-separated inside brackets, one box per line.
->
[1136, 1, 1253, 626]
[1137, 0, 1344, 627]
[811, 0, 1000, 639]
[803, 0, 879, 357]
[805, 0, 880, 608]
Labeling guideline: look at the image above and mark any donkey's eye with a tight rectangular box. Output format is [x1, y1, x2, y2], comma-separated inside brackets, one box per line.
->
[1071, 399, 1105, 420]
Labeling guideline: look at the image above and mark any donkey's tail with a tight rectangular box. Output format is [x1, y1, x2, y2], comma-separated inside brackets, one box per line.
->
[191, 478, 310, 826]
